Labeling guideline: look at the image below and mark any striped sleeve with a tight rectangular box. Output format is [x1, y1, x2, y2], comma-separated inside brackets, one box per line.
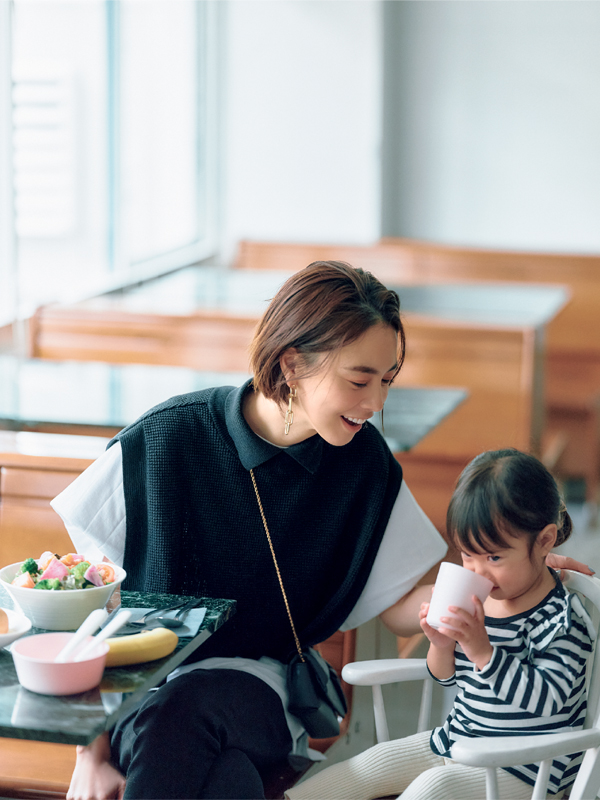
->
[427, 662, 456, 687]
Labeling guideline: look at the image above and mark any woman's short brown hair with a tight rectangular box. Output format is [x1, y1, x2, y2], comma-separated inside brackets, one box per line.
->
[250, 261, 405, 404]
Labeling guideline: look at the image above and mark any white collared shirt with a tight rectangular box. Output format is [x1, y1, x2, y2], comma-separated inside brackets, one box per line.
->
[51, 440, 447, 628]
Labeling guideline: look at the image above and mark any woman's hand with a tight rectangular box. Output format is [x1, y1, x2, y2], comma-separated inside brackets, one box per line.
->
[546, 553, 595, 580]
[437, 596, 493, 671]
[67, 734, 126, 800]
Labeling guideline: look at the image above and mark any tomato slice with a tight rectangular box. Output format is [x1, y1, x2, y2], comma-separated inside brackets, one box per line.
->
[96, 563, 116, 584]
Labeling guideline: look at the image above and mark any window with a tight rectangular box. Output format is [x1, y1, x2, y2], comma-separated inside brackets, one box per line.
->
[2, 0, 217, 323]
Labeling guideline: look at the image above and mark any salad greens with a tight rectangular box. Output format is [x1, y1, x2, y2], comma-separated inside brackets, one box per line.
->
[11, 552, 116, 591]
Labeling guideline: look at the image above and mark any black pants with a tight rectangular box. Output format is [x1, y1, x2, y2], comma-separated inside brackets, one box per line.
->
[110, 669, 294, 800]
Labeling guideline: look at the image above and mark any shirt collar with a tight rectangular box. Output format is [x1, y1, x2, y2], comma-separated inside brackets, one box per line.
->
[224, 379, 323, 474]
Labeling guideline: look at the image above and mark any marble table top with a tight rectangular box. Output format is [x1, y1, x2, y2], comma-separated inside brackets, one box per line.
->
[0, 588, 236, 745]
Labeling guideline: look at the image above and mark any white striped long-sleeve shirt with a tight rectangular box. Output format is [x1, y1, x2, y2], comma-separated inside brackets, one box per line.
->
[430, 571, 595, 794]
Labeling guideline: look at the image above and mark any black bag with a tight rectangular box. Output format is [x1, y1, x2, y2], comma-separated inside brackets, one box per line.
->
[287, 647, 348, 739]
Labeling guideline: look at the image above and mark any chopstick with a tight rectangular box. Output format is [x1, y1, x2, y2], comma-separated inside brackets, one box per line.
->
[54, 608, 109, 663]
[73, 610, 132, 662]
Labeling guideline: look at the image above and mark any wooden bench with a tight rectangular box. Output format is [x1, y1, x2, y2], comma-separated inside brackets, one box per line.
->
[233, 239, 425, 281]
[234, 238, 600, 503]
[0, 740, 77, 800]
[27, 305, 256, 372]
[380, 238, 600, 502]
[0, 434, 98, 569]
[233, 237, 599, 361]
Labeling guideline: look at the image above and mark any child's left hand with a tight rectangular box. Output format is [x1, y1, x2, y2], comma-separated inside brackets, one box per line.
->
[438, 596, 493, 670]
[419, 601, 456, 649]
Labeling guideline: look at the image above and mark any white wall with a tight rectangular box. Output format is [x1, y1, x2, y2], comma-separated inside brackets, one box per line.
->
[382, 1, 600, 254]
[220, 0, 383, 262]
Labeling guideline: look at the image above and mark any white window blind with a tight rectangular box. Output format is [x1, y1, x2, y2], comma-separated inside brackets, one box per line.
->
[13, 63, 77, 238]
[2, 0, 218, 322]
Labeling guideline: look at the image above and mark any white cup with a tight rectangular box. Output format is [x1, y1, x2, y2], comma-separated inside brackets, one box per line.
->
[426, 562, 494, 630]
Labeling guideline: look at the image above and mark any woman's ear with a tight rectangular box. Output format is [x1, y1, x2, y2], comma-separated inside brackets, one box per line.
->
[280, 348, 299, 383]
[537, 523, 558, 555]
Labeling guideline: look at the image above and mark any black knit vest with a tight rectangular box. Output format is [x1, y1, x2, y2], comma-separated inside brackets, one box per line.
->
[110, 384, 402, 663]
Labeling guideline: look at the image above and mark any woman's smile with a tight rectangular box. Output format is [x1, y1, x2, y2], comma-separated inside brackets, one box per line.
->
[243, 324, 398, 448]
[288, 323, 399, 447]
[341, 415, 369, 430]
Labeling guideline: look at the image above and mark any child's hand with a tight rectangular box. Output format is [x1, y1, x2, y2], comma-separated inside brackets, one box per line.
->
[437, 596, 493, 670]
[419, 602, 455, 649]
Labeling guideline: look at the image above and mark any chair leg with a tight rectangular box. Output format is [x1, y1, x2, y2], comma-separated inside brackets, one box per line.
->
[416, 677, 433, 733]
[485, 766, 499, 800]
[531, 759, 551, 800]
[373, 685, 390, 743]
[568, 746, 600, 800]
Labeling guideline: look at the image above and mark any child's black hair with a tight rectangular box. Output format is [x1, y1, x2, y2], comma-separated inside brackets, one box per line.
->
[446, 448, 572, 554]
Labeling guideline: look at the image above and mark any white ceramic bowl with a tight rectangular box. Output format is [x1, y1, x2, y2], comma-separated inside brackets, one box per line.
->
[0, 561, 126, 631]
[11, 632, 109, 695]
[0, 608, 32, 648]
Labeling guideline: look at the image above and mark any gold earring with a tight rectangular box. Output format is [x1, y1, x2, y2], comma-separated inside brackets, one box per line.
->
[285, 386, 297, 435]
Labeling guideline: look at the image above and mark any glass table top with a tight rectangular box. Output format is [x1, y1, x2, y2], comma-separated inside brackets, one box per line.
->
[0, 356, 466, 455]
[78, 266, 569, 328]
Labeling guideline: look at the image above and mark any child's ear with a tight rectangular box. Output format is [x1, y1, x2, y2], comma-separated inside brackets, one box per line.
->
[537, 523, 558, 554]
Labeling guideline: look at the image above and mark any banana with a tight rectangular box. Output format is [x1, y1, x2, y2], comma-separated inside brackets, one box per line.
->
[105, 627, 179, 667]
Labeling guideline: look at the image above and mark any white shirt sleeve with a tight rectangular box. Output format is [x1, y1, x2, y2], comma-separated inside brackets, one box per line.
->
[50, 441, 126, 567]
[339, 482, 448, 631]
[50, 444, 447, 632]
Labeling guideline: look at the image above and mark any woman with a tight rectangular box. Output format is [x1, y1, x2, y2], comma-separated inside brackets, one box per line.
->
[53, 262, 586, 800]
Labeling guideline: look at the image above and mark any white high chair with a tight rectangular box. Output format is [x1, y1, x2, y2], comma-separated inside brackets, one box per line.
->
[342, 571, 600, 800]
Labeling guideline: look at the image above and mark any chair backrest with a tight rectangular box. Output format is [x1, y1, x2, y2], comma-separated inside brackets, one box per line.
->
[562, 570, 600, 730]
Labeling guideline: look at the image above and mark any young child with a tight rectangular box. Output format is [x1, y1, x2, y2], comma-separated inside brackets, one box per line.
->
[287, 448, 595, 800]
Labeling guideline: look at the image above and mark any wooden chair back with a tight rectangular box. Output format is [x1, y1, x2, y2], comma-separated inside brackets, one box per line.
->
[0, 435, 95, 566]
[234, 238, 600, 359]
[28, 305, 256, 371]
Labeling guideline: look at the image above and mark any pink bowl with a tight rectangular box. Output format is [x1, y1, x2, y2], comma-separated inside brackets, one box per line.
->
[11, 632, 109, 695]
